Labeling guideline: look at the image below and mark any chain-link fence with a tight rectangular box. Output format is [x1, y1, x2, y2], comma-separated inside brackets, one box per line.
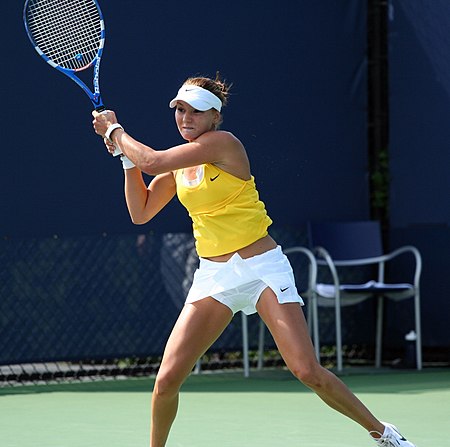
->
[0, 226, 381, 385]
[0, 232, 172, 381]
[0, 228, 303, 382]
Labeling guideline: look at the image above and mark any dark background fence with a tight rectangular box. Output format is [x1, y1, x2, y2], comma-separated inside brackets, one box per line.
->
[1, 0, 449, 377]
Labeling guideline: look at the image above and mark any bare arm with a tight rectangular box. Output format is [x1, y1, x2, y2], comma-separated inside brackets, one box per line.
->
[92, 111, 249, 177]
[114, 129, 245, 176]
[92, 109, 250, 224]
[124, 170, 176, 225]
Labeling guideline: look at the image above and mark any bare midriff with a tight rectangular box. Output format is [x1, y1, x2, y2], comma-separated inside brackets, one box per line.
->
[204, 234, 277, 262]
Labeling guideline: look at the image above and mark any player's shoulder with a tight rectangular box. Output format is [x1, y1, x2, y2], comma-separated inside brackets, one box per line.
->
[199, 130, 243, 148]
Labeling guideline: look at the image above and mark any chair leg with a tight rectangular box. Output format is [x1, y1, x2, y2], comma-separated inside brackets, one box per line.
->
[375, 296, 384, 368]
[414, 292, 422, 370]
[335, 300, 343, 372]
[241, 312, 249, 377]
[193, 358, 202, 374]
[257, 318, 265, 370]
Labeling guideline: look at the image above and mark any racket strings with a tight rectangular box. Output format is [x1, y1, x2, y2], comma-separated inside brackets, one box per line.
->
[25, 0, 103, 70]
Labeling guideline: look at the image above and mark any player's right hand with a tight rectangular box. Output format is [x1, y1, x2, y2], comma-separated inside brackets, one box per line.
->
[92, 109, 118, 137]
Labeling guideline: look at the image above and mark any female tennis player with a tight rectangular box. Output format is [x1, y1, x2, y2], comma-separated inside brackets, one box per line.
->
[92, 74, 416, 447]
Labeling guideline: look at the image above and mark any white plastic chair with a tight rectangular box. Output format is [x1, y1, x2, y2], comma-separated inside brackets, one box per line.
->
[309, 221, 422, 372]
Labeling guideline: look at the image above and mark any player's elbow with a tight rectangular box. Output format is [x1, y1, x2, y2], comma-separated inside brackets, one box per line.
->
[128, 208, 152, 225]
[139, 162, 164, 176]
[130, 214, 151, 225]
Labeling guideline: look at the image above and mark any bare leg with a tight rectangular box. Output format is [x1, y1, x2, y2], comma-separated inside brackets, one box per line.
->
[256, 288, 385, 434]
[150, 298, 233, 447]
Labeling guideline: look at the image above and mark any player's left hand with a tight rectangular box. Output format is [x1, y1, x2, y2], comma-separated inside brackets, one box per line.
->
[103, 137, 117, 155]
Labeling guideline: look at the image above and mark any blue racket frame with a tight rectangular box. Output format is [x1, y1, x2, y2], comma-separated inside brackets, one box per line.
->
[23, 0, 107, 111]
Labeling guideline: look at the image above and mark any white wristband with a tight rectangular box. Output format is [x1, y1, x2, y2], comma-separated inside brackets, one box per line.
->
[105, 123, 124, 143]
[120, 155, 136, 170]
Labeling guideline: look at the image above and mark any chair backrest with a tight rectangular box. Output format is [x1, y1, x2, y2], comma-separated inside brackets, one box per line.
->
[308, 221, 383, 260]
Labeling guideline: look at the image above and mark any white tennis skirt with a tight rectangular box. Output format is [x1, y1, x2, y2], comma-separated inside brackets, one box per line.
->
[186, 246, 304, 315]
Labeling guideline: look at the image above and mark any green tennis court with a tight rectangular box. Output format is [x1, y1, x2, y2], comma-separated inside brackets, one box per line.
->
[0, 368, 448, 446]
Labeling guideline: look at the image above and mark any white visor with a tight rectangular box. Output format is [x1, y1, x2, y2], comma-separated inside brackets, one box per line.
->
[169, 85, 222, 112]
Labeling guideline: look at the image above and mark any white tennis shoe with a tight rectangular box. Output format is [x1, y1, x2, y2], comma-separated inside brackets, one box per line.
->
[370, 422, 416, 447]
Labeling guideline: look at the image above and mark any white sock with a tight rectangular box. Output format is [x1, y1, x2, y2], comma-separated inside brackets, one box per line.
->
[369, 425, 387, 440]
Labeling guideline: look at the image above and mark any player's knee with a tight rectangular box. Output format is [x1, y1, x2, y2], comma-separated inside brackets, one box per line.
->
[290, 361, 325, 389]
[153, 369, 184, 399]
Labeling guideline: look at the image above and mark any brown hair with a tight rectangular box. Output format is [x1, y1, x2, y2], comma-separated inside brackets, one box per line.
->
[183, 72, 231, 108]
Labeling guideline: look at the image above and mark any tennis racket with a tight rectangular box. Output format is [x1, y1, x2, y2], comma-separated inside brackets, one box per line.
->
[23, 0, 121, 155]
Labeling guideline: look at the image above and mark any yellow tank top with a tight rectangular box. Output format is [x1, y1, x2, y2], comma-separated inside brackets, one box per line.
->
[175, 164, 273, 257]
